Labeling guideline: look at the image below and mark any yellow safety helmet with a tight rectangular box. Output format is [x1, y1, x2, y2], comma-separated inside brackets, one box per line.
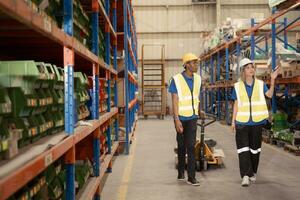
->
[182, 53, 199, 65]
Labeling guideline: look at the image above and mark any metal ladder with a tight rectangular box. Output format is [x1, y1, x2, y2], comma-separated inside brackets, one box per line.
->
[141, 44, 166, 119]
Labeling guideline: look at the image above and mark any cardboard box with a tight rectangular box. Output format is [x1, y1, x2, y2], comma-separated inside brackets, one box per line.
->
[117, 78, 125, 107]
[117, 59, 125, 72]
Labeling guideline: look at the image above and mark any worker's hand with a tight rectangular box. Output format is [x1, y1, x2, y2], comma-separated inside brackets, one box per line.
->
[199, 111, 206, 120]
[271, 65, 280, 81]
[231, 122, 235, 133]
[174, 119, 183, 134]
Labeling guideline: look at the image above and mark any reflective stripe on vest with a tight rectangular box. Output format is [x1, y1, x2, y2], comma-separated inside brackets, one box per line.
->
[173, 73, 201, 117]
[235, 79, 268, 123]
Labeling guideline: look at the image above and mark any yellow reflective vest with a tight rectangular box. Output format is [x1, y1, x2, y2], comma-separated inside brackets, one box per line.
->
[234, 79, 269, 123]
[173, 73, 201, 117]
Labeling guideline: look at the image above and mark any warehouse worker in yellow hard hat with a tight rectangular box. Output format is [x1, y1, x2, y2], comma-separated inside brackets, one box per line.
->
[231, 58, 280, 187]
[168, 53, 204, 186]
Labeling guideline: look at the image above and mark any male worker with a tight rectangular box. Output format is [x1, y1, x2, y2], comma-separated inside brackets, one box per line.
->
[169, 53, 204, 186]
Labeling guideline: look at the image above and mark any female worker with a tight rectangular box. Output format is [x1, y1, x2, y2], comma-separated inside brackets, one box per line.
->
[231, 58, 279, 187]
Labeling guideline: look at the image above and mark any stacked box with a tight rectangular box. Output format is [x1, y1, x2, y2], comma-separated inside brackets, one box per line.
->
[73, 0, 91, 48]
[0, 61, 54, 149]
[29, 0, 63, 28]
[47, 65, 64, 134]
[75, 159, 93, 193]
[8, 158, 66, 200]
[74, 72, 90, 122]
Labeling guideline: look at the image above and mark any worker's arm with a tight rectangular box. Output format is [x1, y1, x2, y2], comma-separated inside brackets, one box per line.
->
[172, 93, 183, 133]
[231, 100, 238, 132]
[265, 66, 280, 98]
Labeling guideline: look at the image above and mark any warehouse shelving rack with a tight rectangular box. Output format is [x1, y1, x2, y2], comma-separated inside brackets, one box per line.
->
[0, 0, 129, 199]
[116, 0, 138, 155]
[199, 0, 300, 126]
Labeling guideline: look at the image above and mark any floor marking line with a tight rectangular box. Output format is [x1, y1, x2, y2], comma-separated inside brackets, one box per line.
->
[117, 138, 137, 200]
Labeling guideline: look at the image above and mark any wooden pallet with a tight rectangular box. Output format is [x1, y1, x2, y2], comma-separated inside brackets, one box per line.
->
[284, 144, 300, 156]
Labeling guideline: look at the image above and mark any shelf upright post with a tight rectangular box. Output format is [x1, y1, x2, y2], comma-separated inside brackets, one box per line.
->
[284, 85, 289, 115]
[265, 35, 269, 55]
[225, 46, 230, 124]
[63, 0, 74, 135]
[204, 60, 208, 113]
[251, 18, 255, 61]
[63, 1, 75, 199]
[200, 61, 204, 112]
[236, 40, 241, 78]
[124, 0, 130, 155]
[91, 1, 100, 192]
[271, 7, 277, 113]
[105, 0, 112, 154]
[91, 0, 100, 120]
[93, 128, 100, 200]
[210, 56, 214, 114]
[283, 17, 288, 49]
[65, 146, 75, 200]
[217, 52, 221, 120]
[113, 0, 119, 142]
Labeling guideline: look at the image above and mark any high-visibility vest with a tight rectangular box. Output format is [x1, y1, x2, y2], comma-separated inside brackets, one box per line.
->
[234, 79, 269, 123]
[173, 73, 201, 117]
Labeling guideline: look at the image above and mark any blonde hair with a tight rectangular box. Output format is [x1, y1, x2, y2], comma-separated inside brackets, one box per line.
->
[239, 63, 256, 82]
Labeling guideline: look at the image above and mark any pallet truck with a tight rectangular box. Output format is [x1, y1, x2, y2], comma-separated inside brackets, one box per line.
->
[175, 114, 225, 171]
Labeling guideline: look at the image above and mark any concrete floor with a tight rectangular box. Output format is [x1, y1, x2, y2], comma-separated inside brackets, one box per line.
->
[102, 117, 300, 200]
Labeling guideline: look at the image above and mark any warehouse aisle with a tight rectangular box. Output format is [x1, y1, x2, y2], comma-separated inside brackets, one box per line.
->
[102, 117, 300, 200]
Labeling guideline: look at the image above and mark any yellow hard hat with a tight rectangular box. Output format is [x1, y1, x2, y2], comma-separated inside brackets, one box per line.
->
[182, 53, 199, 65]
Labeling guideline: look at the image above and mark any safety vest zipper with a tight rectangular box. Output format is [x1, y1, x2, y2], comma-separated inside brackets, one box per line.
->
[190, 88, 195, 115]
[249, 97, 252, 121]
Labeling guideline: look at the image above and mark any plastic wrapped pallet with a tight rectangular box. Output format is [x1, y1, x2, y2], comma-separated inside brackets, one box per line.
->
[269, 0, 287, 8]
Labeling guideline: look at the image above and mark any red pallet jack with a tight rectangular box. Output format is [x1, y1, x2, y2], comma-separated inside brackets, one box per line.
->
[175, 114, 225, 171]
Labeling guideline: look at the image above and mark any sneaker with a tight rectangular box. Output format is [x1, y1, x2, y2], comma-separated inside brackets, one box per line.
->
[249, 174, 256, 182]
[241, 176, 250, 187]
[177, 173, 185, 181]
[187, 178, 200, 186]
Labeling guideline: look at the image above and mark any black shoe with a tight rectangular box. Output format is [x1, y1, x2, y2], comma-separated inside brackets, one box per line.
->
[187, 178, 200, 186]
[177, 173, 185, 181]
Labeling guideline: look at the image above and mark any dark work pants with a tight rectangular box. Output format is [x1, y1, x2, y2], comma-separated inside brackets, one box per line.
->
[235, 125, 263, 178]
[177, 118, 197, 179]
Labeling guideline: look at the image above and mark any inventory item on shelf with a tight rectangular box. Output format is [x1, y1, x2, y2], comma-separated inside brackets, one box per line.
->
[0, 61, 54, 156]
[75, 159, 93, 193]
[28, 0, 63, 27]
[0, 61, 92, 160]
[269, 0, 288, 8]
[7, 158, 65, 200]
[74, 72, 90, 122]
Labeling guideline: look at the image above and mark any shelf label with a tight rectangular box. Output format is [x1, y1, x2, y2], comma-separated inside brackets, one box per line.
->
[43, 18, 52, 32]
[45, 153, 53, 166]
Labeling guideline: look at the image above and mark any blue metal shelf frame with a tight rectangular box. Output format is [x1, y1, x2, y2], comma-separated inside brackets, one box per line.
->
[123, 0, 130, 155]
[63, 1, 75, 199]
[105, 0, 112, 155]
[91, 0, 100, 184]
[63, 0, 119, 199]
[199, 3, 300, 125]
[113, 0, 119, 143]
[123, 0, 138, 155]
